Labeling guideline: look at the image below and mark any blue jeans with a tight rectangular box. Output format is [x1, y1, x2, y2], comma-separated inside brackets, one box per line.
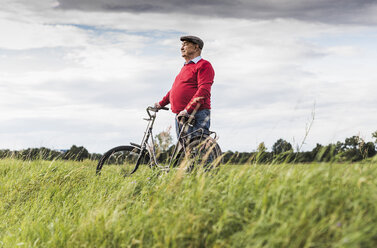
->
[175, 109, 210, 138]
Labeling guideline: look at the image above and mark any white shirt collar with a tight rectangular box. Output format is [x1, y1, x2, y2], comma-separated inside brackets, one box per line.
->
[185, 56, 202, 65]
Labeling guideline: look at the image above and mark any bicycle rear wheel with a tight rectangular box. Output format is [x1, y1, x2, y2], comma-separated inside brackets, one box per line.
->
[178, 137, 222, 171]
[96, 145, 150, 176]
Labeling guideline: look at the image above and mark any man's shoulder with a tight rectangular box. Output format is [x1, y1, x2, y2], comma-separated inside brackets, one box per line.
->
[196, 59, 213, 68]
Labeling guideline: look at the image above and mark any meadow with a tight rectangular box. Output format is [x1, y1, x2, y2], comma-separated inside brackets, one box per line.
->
[1, 158, 377, 247]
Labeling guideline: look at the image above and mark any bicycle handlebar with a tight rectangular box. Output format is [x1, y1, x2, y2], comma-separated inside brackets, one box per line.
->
[147, 106, 169, 112]
[146, 106, 169, 119]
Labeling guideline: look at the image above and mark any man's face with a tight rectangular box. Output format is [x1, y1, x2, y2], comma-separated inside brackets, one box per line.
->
[181, 41, 199, 58]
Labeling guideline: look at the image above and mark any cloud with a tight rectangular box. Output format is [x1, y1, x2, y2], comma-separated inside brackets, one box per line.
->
[1, 0, 377, 153]
[0, 20, 88, 50]
[56, 0, 377, 24]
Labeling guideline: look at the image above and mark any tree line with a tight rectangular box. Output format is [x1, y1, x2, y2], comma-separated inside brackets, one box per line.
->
[1, 131, 376, 163]
[223, 132, 377, 164]
[0, 145, 102, 161]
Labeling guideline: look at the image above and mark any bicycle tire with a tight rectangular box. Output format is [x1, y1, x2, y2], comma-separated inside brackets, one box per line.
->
[96, 145, 150, 176]
[177, 136, 222, 171]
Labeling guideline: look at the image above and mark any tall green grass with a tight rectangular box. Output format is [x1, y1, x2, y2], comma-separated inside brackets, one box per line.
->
[1, 158, 377, 247]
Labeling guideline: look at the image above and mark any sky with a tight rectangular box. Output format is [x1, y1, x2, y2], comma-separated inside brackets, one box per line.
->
[1, 0, 377, 153]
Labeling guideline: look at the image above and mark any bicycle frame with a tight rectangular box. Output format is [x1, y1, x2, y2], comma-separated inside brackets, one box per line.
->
[132, 107, 215, 172]
[131, 107, 161, 171]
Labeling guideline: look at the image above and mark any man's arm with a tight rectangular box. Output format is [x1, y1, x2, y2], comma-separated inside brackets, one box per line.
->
[184, 63, 214, 113]
[158, 90, 170, 107]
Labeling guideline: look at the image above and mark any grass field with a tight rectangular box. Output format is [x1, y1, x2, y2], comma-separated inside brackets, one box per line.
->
[1, 158, 377, 247]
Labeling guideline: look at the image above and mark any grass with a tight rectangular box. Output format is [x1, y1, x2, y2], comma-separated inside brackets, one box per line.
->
[1, 158, 377, 247]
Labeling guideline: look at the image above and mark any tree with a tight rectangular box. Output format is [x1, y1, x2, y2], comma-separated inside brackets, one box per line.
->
[311, 143, 323, 158]
[294, 151, 313, 163]
[257, 142, 267, 153]
[15, 147, 62, 161]
[0, 149, 11, 159]
[222, 151, 234, 164]
[154, 127, 173, 162]
[372, 131, 377, 145]
[255, 142, 272, 163]
[63, 145, 89, 161]
[272, 139, 293, 155]
[360, 142, 376, 158]
[339, 136, 364, 162]
[155, 126, 173, 153]
[343, 136, 359, 150]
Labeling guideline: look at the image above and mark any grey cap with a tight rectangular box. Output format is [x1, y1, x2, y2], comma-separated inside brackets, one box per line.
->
[180, 35, 204, 49]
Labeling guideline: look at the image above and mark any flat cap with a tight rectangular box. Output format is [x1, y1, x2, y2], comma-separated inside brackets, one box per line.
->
[180, 35, 204, 49]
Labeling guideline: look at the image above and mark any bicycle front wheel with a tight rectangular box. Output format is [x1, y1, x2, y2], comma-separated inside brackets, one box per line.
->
[96, 146, 150, 176]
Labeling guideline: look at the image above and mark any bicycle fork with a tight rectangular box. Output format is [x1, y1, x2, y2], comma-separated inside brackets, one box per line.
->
[128, 147, 145, 176]
[125, 115, 155, 177]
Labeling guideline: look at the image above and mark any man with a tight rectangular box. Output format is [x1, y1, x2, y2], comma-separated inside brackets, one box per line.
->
[155, 35, 215, 138]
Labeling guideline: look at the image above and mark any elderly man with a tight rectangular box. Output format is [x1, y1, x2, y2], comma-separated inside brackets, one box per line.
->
[155, 35, 215, 138]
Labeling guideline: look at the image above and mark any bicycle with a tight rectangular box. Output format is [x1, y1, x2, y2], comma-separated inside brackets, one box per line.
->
[96, 106, 222, 176]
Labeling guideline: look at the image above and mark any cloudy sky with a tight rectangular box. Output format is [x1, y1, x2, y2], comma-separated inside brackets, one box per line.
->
[1, 0, 377, 153]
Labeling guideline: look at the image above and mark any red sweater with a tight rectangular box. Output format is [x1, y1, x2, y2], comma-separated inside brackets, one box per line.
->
[159, 59, 214, 114]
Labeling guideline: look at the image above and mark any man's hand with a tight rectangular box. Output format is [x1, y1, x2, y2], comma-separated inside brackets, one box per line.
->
[154, 102, 161, 109]
[176, 109, 189, 121]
